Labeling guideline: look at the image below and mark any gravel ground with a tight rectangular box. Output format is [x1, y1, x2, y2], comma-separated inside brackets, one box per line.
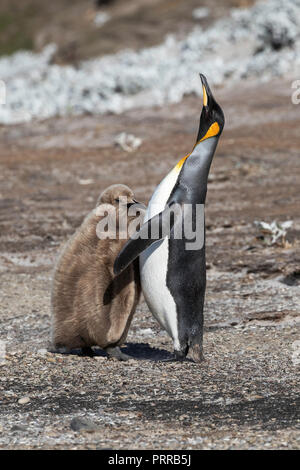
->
[1, 0, 300, 124]
[0, 77, 299, 449]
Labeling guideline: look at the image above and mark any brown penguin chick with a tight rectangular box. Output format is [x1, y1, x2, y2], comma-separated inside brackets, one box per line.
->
[50, 184, 145, 361]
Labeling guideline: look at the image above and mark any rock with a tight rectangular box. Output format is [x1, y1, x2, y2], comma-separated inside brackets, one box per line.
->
[11, 424, 28, 432]
[192, 7, 210, 20]
[37, 348, 48, 356]
[70, 417, 100, 433]
[18, 397, 30, 405]
[79, 179, 94, 185]
[114, 132, 142, 152]
[94, 12, 111, 28]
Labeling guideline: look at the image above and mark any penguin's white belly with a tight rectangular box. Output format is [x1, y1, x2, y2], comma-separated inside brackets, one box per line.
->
[139, 167, 180, 350]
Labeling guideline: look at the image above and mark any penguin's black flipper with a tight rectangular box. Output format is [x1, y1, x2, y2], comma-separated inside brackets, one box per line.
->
[114, 205, 177, 276]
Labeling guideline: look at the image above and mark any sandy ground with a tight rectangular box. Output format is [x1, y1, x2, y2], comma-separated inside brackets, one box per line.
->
[0, 76, 299, 449]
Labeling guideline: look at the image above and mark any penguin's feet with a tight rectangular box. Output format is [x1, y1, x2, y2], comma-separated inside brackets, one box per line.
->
[80, 346, 95, 357]
[174, 350, 188, 362]
[48, 345, 95, 357]
[105, 346, 131, 361]
[172, 344, 189, 362]
[190, 344, 205, 363]
[48, 345, 71, 355]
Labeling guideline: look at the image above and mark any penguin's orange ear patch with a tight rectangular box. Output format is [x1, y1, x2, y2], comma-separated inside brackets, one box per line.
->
[199, 121, 220, 143]
[175, 121, 220, 172]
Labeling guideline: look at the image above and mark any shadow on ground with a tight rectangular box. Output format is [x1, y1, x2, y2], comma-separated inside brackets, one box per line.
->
[114, 395, 300, 431]
[50, 342, 175, 361]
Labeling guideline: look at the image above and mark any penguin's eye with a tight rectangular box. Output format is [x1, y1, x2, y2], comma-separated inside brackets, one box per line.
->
[115, 198, 120, 203]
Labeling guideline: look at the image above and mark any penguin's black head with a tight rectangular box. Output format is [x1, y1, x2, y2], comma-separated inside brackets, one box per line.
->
[196, 74, 225, 144]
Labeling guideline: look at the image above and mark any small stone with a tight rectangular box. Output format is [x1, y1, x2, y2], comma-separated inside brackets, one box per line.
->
[11, 424, 27, 432]
[79, 179, 94, 185]
[46, 357, 56, 363]
[37, 348, 48, 356]
[18, 397, 30, 405]
[70, 417, 100, 433]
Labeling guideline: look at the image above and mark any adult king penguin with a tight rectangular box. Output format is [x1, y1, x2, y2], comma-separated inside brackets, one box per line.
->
[114, 74, 225, 362]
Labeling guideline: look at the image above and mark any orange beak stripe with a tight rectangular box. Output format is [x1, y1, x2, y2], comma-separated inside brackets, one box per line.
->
[202, 84, 208, 107]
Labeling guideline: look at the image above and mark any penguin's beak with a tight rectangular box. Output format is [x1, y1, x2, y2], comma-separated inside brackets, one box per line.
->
[200, 73, 211, 109]
[195, 74, 224, 144]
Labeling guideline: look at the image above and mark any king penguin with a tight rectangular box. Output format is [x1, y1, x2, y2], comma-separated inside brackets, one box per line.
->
[114, 74, 225, 362]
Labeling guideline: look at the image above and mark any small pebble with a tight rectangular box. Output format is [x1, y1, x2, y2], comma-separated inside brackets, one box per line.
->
[18, 397, 30, 405]
[70, 417, 100, 433]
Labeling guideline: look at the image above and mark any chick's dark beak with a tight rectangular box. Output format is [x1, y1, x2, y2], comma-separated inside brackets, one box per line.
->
[127, 199, 141, 208]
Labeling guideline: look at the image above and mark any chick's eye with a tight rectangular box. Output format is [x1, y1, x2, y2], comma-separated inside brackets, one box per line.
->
[115, 198, 120, 203]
